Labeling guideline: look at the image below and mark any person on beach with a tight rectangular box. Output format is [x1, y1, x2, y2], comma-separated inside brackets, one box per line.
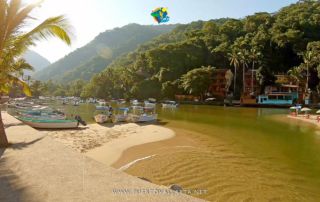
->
[108, 105, 113, 118]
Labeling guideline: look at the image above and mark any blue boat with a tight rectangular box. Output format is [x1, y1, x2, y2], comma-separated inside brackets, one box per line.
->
[257, 85, 299, 106]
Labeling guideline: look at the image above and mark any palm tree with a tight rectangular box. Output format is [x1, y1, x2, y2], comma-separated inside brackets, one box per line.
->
[0, 0, 72, 147]
[228, 51, 240, 94]
[302, 51, 314, 92]
[288, 66, 303, 86]
[238, 50, 249, 94]
[248, 48, 261, 94]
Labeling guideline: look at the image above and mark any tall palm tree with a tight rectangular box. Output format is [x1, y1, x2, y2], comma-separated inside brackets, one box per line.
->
[288, 66, 303, 86]
[238, 50, 249, 94]
[228, 51, 240, 94]
[248, 48, 261, 94]
[0, 0, 72, 147]
[303, 51, 314, 92]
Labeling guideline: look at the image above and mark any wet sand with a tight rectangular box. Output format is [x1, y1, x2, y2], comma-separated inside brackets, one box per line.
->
[287, 114, 320, 127]
[45, 123, 176, 165]
[112, 127, 201, 169]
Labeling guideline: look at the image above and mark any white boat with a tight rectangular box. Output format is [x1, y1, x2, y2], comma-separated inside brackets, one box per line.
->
[72, 100, 80, 106]
[94, 114, 109, 124]
[117, 99, 126, 105]
[96, 105, 109, 110]
[130, 99, 140, 106]
[144, 98, 157, 108]
[127, 113, 158, 123]
[127, 107, 157, 123]
[19, 112, 66, 120]
[162, 101, 178, 108]
[18, 117, 79, 129]
[112, 108, 129, 123]
[96, 101, 109, 110]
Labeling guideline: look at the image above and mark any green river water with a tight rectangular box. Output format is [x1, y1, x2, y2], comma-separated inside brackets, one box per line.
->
[60, 104, 320, 201]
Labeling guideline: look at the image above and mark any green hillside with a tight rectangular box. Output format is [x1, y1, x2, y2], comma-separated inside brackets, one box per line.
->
[23, 50, 51, 76]
[80, 0, 320, 100]
[33, 23, 176, 82]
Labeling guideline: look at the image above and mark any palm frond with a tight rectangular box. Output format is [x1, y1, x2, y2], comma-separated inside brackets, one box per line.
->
[0, 73, 31, 96]
[24, 15, 72, 45]
[6, 0, 41, 37]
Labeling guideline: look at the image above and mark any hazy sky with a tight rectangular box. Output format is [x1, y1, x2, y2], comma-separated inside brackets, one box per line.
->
[23, 0, 298, 62]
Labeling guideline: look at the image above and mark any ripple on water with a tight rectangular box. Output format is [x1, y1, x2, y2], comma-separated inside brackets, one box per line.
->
[125, 143, 320, 202]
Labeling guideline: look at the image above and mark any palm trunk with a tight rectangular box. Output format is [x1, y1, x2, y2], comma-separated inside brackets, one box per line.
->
[234, 66, 237, 94]
[306, 63, 309, 92]
[251, 62, 255, 94]
[0, 107, 8, 147]
[242, 64, 245, 94]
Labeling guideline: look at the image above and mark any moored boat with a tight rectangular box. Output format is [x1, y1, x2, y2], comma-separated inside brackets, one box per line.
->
[162, 100, 178, 108]
[112, 108, 129, 123]
[127, 106, 157, 123]
[144, 98, 157, 108]
[17, 117, 80, 129]
[94, 114, 109, 124]
[96, 100, 109, 110]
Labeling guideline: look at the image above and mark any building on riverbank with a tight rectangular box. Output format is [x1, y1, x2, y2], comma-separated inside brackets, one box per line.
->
[208, 69, 228, 100]
[241, 70, 259, 104]
[241, 73, 305, 106]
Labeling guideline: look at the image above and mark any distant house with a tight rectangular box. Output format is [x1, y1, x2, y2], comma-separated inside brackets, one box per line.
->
[243, 69, 259, 97]
[241, 73, 303, 106]
[208, 69, 228, 99]
[274, 74, 304, 103]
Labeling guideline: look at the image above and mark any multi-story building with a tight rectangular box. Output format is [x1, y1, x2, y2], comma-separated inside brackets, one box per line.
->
[208, 69, 228, 99]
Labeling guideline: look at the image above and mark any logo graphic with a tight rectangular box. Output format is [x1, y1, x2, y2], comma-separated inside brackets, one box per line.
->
[151, 7, 170, 24]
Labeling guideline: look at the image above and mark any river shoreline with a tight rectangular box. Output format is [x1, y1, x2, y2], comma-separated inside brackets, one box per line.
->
[287, 114, 320, 128]
[44, 122, 177, 166]
[1, 112, 200, 201]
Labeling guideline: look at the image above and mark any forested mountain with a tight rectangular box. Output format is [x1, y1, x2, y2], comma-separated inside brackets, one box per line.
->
[33, 24, 176, 82]
[23, 50, 50, 76]
[78, 0, 320, 100]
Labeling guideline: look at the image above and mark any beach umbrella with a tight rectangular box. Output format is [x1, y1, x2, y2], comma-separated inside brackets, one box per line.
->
[301, 107, 312, 113]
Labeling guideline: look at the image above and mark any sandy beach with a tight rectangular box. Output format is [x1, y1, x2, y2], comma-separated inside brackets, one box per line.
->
[0, 112, 202, 201]
[287, 114, 320, 127]
[44, 123, 176, 166]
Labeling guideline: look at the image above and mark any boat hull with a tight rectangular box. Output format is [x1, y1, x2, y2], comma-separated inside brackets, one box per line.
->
[127, 114, 157, 123]
[162, 104, 178, 108]
[94, 114, 108, 124]
[18, 118, 78, 129]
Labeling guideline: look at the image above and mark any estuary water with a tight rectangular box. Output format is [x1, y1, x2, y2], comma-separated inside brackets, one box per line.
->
[62, 104, 320, 201]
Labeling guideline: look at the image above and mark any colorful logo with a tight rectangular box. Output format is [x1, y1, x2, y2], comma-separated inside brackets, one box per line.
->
[151, 7, 170, 24]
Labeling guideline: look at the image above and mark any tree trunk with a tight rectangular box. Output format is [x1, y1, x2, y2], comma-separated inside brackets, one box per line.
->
[251, 62, 255, 94]
[0, 107, 8, 147]
[242, 65, 245, 94]
[234, 66, 237, 94]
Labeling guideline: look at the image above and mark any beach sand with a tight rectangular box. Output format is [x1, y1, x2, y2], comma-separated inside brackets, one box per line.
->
[1, 112, 202, 202]
[287, 114, 320, 127]
[45, 123, 176, 166]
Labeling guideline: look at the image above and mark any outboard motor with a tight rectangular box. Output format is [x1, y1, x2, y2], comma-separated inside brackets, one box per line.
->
[75, 115, 87, 126]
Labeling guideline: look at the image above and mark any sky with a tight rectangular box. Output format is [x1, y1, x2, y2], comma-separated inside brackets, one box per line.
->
[23, 0, 299, 63]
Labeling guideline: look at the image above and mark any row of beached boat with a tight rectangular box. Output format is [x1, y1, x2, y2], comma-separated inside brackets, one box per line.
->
[61, 97, 179, 109]
[7, 101, 86, 129]
[92, 99, 178, 124]
[5, 98, 179, 128]
[94, 106, 158, 124]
